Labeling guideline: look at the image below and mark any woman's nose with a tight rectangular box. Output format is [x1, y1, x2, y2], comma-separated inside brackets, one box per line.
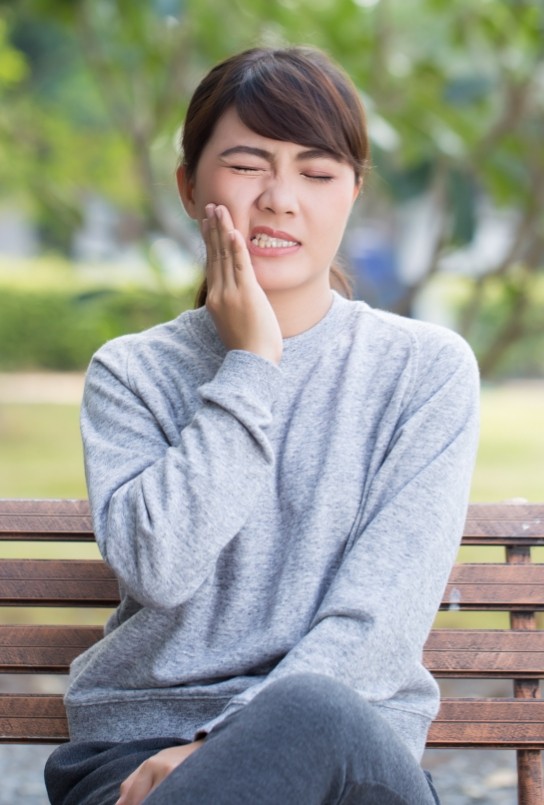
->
[257, 176, 299, 215]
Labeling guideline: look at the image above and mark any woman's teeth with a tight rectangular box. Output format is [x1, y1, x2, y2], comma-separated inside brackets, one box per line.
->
[251, 234, 298, 248]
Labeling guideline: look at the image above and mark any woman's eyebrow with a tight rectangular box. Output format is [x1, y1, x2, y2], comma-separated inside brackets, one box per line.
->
[296, 148, 341, 162]
[219, 146, 272, 160]
[218, 145, 340, 162]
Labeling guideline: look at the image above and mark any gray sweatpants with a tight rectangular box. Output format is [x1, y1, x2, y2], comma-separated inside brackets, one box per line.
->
[45, 674, 440, 804]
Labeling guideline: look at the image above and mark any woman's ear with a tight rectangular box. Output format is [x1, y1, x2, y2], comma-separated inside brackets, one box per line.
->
[352, 177, 363, 204]
[176, 166, 198, 219]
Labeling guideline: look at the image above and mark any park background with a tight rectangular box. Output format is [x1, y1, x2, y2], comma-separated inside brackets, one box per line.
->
[0, 0, 543, 506]
[0, 1, 542, 803]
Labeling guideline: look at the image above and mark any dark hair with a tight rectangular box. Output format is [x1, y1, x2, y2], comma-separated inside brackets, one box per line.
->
[180, 47, 370, 306]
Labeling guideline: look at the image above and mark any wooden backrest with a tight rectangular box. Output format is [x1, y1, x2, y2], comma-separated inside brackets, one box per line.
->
[1, 501, 544, 767]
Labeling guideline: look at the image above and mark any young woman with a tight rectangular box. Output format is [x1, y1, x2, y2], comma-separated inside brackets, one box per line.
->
[45, 47, 479, 805]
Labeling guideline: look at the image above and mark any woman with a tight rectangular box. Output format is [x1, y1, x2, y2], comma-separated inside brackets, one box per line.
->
[45, 47, 479, 805]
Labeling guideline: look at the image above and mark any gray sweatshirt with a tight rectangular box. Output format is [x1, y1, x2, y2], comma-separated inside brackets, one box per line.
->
[66, 292, 479, 761]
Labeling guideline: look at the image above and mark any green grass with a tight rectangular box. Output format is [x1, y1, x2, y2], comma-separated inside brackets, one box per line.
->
[0, 403, 86, 498]
[472, 381, 544, 502]
[0, 402, 101, 622]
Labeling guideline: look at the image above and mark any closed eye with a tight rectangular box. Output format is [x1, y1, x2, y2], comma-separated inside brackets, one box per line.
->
[228, 164, 333, 181]
[230, 165, 264, 174]
[303, 173, 334, 182]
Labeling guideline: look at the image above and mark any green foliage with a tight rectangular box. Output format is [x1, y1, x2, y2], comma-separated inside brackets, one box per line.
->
[0, 17, 27, 85]
[0, 281, 195, 370]
[0, 3, 141, 249]
[3, 0, 542, 213]
[428, 271, 544, 378]
[0, 0, 542, 373]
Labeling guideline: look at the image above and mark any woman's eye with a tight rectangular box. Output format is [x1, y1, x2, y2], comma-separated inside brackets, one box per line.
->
[304, 174, 334, 182]
[231, 165, 263, 174]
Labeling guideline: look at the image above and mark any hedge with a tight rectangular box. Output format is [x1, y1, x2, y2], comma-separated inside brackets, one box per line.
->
[0, 285, 196, 370]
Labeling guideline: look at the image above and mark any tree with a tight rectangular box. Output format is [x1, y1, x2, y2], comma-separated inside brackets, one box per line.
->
[1, 0, 542, 375]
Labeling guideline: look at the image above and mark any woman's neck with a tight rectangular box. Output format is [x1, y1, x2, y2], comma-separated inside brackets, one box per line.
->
[267, 284, 335, 339]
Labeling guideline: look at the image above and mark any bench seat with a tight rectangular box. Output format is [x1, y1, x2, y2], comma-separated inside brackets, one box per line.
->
[1, 499, 543, 803]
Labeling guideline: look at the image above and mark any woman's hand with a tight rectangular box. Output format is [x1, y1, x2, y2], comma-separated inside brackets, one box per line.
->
[202, 203, 283, 365]
[115, 740, 204, 805]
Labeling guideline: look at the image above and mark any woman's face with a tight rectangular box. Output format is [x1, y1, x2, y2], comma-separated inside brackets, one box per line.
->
[178, 106, 361, 298]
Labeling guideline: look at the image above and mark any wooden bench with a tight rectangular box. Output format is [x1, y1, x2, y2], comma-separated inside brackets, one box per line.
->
[1, 499, 544, 804]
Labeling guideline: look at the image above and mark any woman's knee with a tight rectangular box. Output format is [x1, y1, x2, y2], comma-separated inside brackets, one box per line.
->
[250, 675, 415, 770]
[249, 673, 373, 744]
[247, 675, 436, 803]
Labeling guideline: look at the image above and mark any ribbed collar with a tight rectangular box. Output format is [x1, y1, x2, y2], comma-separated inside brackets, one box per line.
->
[183, 291, 357, 365]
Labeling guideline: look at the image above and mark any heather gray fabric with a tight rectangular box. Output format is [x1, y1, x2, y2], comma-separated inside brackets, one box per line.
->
[66, 292, 479, 762]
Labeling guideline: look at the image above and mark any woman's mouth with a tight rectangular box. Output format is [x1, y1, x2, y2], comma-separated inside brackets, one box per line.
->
[251, 233, 299, 249]
[248, 227, 301, 256]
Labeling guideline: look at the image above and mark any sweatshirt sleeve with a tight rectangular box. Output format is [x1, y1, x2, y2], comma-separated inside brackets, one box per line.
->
[198, 330, 480, 735]
[81, 340, 282, 609]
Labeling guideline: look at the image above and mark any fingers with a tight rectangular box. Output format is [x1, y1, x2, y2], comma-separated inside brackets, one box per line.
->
[228, 228, 254, 283]
[115, 766, 153, 805]
[203, 204, 233, 288]
[115, 742, 204, 805]
[202, 204, 253, 290]
[199, 203, 282, 362]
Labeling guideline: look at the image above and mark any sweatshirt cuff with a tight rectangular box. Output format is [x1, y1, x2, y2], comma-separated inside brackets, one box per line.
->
[194, 702, 243, 740]
[201, 349, 283, 411]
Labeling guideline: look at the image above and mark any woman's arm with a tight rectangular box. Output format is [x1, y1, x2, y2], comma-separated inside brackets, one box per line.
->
[83, 205, 283, 610]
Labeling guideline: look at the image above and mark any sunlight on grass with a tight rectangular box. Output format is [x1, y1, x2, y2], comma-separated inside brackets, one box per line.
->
[0, 606, 111, 626]
[0, 403, 86, 498]
[472, 381, 544, 502]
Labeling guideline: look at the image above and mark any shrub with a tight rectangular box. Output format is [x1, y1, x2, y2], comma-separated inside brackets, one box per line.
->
[0, 285, 196, 370]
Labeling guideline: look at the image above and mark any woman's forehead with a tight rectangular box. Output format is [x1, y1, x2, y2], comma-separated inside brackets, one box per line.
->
[207, 107, 341, 161]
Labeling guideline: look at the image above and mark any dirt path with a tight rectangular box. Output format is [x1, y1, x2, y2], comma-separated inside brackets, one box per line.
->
[0, 372, 85, 404]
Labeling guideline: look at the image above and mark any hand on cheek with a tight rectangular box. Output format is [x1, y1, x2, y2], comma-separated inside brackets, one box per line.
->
[201, 203, 283, 365]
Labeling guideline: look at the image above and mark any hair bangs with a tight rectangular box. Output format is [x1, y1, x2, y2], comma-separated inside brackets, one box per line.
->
[232, 54, 362, 177]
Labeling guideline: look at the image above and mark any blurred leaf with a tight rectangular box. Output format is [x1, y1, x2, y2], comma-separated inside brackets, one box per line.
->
[0, 0, 542, 373]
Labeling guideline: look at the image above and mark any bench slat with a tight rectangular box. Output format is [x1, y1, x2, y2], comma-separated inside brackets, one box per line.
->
[0, 625, 103, 647]
[429, 699, 544, 749]
[0, 626, 104, 672]
[0, 499, 93, 541]
[0, 695, 68, 742]
[2, 626, 544, 678]
[1, 501, 544, 544]
[2, 695, 544, 747]
[448, 564, 544, 583]
[0, 561, 118, 606]
[3, 560, 544, 609]
[0, 560, 113, 581]
[442, 563, 544, 610]
[425, 630, 544, 677]
[463, 503, 544, 545]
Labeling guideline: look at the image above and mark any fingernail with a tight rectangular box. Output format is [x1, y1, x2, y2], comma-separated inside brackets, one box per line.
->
[205, 204, 215, 217]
